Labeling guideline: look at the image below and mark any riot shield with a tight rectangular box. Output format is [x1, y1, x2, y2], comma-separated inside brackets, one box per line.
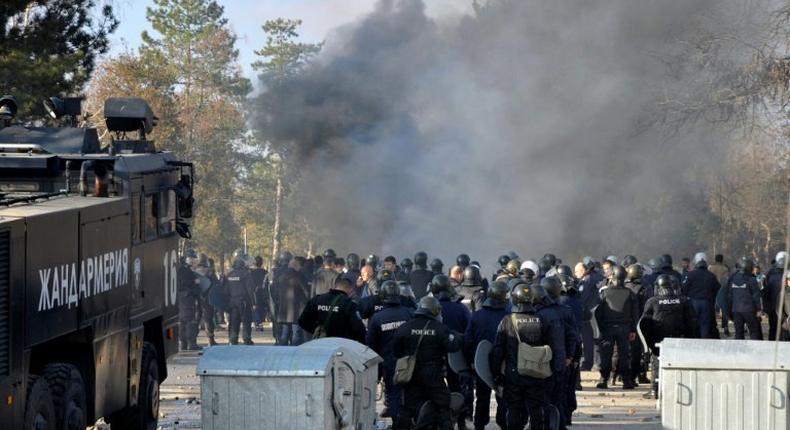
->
[197, 274, 212, 294]
[637, 316, 659, 356]
[474, 340, 495, 390]
[715, 286, 731, 321]
[591, 305, 603, 340]
[207, 281, 227, 312]
[448, 350, 470, 374]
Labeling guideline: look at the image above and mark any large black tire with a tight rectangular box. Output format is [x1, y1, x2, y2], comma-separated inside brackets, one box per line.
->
[41, 363, 87, 430]
[108, 342, 160, 430]
[24, 376, 56, 430]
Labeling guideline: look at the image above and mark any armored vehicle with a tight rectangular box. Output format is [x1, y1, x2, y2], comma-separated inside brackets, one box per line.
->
[0, 95, 194, 430]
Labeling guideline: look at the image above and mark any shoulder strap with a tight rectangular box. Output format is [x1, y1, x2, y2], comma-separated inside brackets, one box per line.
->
[510, 314, 522, 343]
[319, 294, 344, 333]
[413, 320, 432, 355]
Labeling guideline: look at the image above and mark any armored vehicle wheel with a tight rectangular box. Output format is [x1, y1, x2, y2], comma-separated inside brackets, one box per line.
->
[24, 376, 56, 430]
[108, 342, 160, 430]
[41, 363, 87, 430]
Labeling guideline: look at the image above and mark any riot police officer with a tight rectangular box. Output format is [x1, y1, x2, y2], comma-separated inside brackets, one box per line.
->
[409, 251, 434, 299]
[195, 254, 217, 346]
[681, 252, 720, 338]
[430, 257, 444, 276]
[393, 296, 462, 430]
[763, 251, 787, 340]
[625, 264, 649, 384]
[346, 253, 361, 282]
[641, 274, 696, 398]
[250, 256, 267, 331]
[539, 276, 578, 429]
[298, 275, 366, 342]
[400, 258, 414, 275]
[458, 265, 485, 312]
[359, 278, 384, 319]
[491, 282, 562, 430]
[224, 250, 256, 345]
[577, 257, 603, 371]
[464, 281, 509, 430]
[456, 253, 471, 270]
[366, 281, 414, 422]
[178, 249, 202, 351]
[432, 274, 472, 427]
[722, 257, 762, 340]
[596, 265, 639, 389]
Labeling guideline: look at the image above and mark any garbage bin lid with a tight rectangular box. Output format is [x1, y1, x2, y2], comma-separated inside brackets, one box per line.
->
[660, 338, 790, 371]
[197, 345, 340, 377]
[302, 337, 383, 368]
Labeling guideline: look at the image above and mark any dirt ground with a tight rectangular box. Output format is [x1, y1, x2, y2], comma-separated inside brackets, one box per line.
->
[155, 324, 662, 430]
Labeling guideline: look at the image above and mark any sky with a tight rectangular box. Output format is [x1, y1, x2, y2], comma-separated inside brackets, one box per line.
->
[105, 0, 473, 80]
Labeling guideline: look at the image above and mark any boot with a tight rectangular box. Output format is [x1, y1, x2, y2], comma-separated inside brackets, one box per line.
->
[243, 338, 255, 345]
[638, 373, 650, 384]
[622, 379, 636, 390]
[187, 342, 202, 351]
[208, 336, 217, 346]
[595, 378, 608, 389]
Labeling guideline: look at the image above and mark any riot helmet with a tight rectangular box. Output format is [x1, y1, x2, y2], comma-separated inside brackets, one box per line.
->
[197, 252, 209, 268]
[692, 252, 707, 268]
[430, 258, 444, 274]
[655, 274, 675, 296]
[582, 256, 596, 271]
[323, 248, 337, 264]
[367, 254, 380, 269]
[556, 264, 573, 277]
[775, 251, 787, 268]
[414, 251, 428, 268]
[461, 265, 482, 287]
[647, 257, 659, 272]
[185, 248, 199, 267]
[232, 250, 248, 269]
[538, 257, 553, 275]
[540, 276, 563, 299]
[498, 254, 511, 268]
[505, 259, 521, 276]
[558, 274, 577, 294]
[415, 296, 442, 320]
[380, 280, 402, 305]
[626, 264, 643, 282]
[604, 255, 618, 265]
[400, 258, 413, 273]
[456, 253, 471, 269]
[508, 251, 520, 260]
[660, 254, 673, 270]
[622, 255, 638, 267]
[430, 274, 452, 296]
[739, 256, 755, 274]
[483, 281, 509, 308]
[611, 265, 627, 287]
[378, 269, 395, 283]
[542, 253, 557, 268]
[529, 282, 553, 306]
[510, 282, 535, 311]
[346, 253, 360, 270]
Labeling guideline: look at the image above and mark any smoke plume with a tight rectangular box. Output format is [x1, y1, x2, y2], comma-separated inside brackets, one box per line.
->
[256, 0, 761, 267]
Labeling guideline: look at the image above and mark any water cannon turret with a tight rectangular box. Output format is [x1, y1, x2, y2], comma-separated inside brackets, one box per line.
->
[104, 97, 157, 140]
[43, 96, 84, 127]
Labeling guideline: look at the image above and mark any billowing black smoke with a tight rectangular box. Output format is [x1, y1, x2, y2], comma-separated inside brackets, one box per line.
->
[254, 0, 751, 266]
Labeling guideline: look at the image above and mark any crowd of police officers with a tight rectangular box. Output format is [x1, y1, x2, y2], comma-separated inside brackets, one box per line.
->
[176, 248, 790, 430]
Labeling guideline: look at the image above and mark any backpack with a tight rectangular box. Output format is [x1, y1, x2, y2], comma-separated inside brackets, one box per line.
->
[394, 321, 431, 385]
[511, 314, 553, 379]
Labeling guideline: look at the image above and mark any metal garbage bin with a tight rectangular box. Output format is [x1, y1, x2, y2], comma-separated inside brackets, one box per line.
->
[660, 338, 790, 430]
[197, 339, 383, 430]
